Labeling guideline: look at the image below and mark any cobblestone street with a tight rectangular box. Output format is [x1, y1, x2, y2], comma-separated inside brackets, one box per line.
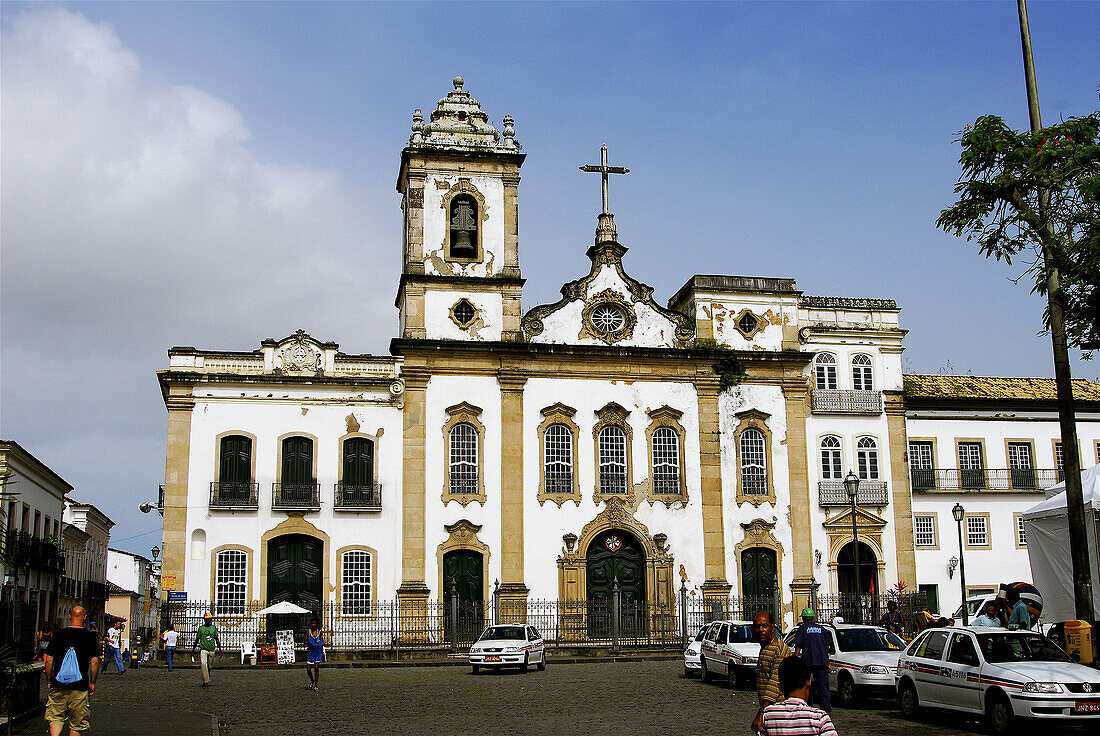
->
[16, 659, 1095, 736]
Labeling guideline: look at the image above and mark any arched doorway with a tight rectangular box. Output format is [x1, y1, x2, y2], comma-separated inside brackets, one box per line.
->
[740, 547, 778, 619]
[442, 549, 484, 643]
[837, 541, 878, 623]
[586, 529, 645, 638]
[267, 534, 323, 641]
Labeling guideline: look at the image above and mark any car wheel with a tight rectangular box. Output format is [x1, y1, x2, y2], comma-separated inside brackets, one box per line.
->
[684, 666, 692, 678]
[700, 658, 712, 683]
[898, 681, 921, 719]
[520, 653, 528, 673]
[536, 652, 546, 671]
[988, 692, 1015, 734]
[727, 665, 739, 689]
[837, 673, 858, 707]
[471, 665, 479, 674]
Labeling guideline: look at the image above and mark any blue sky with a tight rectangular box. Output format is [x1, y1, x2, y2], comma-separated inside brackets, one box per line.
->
[2, 1, 1097, 554]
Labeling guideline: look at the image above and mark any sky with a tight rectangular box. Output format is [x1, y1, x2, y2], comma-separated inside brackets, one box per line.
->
[2, 1, 1097, 556]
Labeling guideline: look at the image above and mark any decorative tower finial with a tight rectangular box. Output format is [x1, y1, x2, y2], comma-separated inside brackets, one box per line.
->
[453, 76, 464, 91]
[410, 109, 423, 145]
[502, 115, 516, 149]
[580, 144, 629, 244]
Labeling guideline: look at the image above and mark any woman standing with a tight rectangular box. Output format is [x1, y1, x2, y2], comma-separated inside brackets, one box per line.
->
[305, 618, 325, 691]
[161, 623, 179, 671]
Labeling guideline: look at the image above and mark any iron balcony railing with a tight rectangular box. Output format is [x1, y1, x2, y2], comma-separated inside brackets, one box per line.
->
[272, 483, 321, 510]
[909, 468, 1059, 492]
[810, 389, 883, 414]
[818, 480, 889, 506]
[599, 471, 627, 495]
[334, 483, 382, 511]
[3, 531, 65, 573]
[209, 482, 259, 509]
[544, 473, 574, 494]
[85, 580, 109, 601]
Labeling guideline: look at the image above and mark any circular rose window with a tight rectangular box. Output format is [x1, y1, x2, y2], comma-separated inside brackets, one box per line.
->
[591, 304, 626, 334]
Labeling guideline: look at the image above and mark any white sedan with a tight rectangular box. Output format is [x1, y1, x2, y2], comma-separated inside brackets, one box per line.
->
[469, 624, 546, 674]
[683, 625, 707, 678]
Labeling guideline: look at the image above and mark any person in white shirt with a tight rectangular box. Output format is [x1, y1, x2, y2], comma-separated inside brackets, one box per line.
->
[161, 624, 180, 671]
[972, 601, 1003, 627]
[105, 622, 125, 674]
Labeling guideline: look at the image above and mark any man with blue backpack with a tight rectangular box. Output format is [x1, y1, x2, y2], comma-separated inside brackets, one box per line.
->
[43, 605, 101, 736]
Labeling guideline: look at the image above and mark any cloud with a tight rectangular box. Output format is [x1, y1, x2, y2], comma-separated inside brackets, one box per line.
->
[0, 8, 389, 545]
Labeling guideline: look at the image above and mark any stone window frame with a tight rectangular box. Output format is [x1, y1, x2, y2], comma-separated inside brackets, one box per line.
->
[275, 431, 319, 486]
[1013, 513, 1028, 549]
[537, 403, 581, 508]
[448, 298, 479, 330]
[913, 513, 939, 549]
[1051, 439, 1064, 478]
[335, 545, 378, 618]
[440, 178, 487, 264]
[442, 402, 486, 507]
[733, 409, 775, 507]
[963, 512, 992, 550]
[813, 352, 838, 390]
[210, 545, 252, 619]
[819, 434, 844, 480]
[1004, 438, 1037, 490]
[851, 353, 874, 391]
[592, 402, 633, 505]
[645, 406, 688, 507]
[1095, 440, 1100, 465]
[212, 431, 257, 485]
[337, 432, 380, 487]
[732, 308, 765, 340]
[856, 435, 881, 480]
[578, 290, 637, 344]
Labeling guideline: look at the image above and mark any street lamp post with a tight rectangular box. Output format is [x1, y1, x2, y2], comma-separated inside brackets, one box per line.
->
[844, 470, 861, 623]
[952, 503, 968, 625]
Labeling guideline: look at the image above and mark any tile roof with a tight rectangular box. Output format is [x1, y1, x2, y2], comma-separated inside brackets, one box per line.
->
[903, 374, 1100, 402]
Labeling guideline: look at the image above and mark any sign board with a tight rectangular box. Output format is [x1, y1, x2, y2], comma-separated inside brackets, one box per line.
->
[168, 591, 187, 602]
[161, 575, 177, 590]
[275, 629, 295, 665]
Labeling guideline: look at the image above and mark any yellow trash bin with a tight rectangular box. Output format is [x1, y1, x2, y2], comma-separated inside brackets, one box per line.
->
[1064, 620, 1093, 665]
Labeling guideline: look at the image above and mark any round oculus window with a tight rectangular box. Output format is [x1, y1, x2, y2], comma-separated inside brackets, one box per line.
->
[591, 304, 626, 334]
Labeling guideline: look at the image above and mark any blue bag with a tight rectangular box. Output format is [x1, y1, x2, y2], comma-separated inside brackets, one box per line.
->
[56, 647, 82, 684]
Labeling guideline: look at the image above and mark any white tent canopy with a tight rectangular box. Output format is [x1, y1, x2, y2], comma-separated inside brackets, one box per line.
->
[1023, 464, 1100, 622]
[253, 601, 311, 616]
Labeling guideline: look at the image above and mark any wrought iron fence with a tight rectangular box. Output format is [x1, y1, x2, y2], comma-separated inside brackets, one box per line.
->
[209, 482, 259, 509]
[818, 480, 889, 506]
[810, 389, 883, 414]
[909, 468, 1059, 492]
[811, 591, 927, 632]
[272, 483, 320, 510]
[333, 483, 382, 511]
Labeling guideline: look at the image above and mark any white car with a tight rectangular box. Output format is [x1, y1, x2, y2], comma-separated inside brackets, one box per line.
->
[785, 623, 906, 707]
[469, 624, 546, 674]
[897, 625, 1100, 733]
[683, 625, 707, 678]
[699, 620, 761, 688]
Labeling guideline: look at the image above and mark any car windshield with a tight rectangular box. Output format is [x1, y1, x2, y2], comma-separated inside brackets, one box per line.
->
[955, 599, 989, 618]
[695, 627, 707, 642]
[977, 633, 1072, 663]
[479, 626, 525, 641]
[728, 624, 755, 643]
[837, 628, 906, 652]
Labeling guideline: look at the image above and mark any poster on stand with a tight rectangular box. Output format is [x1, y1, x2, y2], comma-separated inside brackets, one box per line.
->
[275, 629, 295, 665]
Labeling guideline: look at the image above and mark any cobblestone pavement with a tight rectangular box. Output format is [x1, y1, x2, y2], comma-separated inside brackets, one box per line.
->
[18, 659, 1094, 736]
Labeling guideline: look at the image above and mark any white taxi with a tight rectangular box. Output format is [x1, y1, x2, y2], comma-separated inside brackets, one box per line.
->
[896, 626, 1100, 733]
[683, 624, 707, 678]
[784, 623, 906, 706]
[698, 620, 761, 688]
[469, 624, 546, 674]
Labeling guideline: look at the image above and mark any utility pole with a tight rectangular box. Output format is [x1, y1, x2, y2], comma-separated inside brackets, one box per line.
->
[1017, 0, 1094, 623]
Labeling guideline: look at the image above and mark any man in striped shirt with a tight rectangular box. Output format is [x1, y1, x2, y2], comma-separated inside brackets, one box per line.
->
[751, 611, 792, 734]
[761, 656, 838, 736]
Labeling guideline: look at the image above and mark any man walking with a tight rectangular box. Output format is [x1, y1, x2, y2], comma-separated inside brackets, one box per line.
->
[761, 656, 838, 736]
[43, 606, 101, 736]
[752, 610, 792, 734]
[791, 608, 831, 713]
[1006, 589, 1031, 630]
[105, 620, 125, 674]
[194, 612, 220, 687]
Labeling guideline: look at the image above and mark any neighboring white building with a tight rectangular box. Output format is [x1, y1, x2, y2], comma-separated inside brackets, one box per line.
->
[62, 500, 114, 631]
[905, 375, 1100, 617]
[0, 440, 70, 634]
[107, 548, 160, 646]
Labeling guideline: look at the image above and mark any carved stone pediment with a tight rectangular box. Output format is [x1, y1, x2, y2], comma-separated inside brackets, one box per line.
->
[273, 330, 323, 375]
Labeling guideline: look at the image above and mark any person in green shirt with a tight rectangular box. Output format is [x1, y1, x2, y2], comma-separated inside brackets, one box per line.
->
[193, 613, 220, 687]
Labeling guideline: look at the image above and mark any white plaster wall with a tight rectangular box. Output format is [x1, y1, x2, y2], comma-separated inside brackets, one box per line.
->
[107, 550, 142, 593]
[522, 378, 703, 600]
[535, 264, 680, 348]
[422, 174, 505, 277]
[699, 297, 796, 352]
[802, 340, 901, 393]
[182, 390, 404, 604]
[905, 416, 1099, 470]
[423, 375, 502, 598]
[424, 290, 503, 341]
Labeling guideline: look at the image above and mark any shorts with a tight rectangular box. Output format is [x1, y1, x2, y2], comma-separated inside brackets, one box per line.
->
[45, 688, 90, 731]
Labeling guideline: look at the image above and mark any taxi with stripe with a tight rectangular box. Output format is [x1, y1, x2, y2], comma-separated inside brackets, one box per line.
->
[469, 624, 546, 673]
[896, 626, 1100, 733]
[783, 622, 906, 706]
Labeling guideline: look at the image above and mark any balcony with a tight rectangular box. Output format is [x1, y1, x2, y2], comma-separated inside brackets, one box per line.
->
[85, 580, 109, 601]
[818, 480, 889, 506]
[209, 482, 259, 509]
[811, 389, 883, 414]
[272, 482, 321, 511]
[334, 483, 382, 511]
[909, 468, 1059, 492]
[4, 532, 65, 573]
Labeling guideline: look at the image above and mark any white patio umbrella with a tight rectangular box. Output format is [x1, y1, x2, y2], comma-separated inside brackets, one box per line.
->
[254, 601, 311, 616]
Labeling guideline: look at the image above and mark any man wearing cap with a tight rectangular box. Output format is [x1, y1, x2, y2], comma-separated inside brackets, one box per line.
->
[1006, 589, 1031, 630]
[193, 613, 221, 688]
[791, 607, 831, 713]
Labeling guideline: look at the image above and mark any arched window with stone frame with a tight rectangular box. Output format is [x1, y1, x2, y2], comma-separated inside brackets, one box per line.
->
[733, 409, 775, 506]
[441, 402, 486, 506]
[820, 435, 844, 480]
[856, 436, 880, 479]
[441, 178, 487, 263]
[537, 403, 581, 506]
[814, 352, 838, 390]
[851, 353, 874, 391]
[592, 403, 632, 504]
[338, 547, 374, 616]
[645, 405, 687, 506]
[213, 548, 248, 617]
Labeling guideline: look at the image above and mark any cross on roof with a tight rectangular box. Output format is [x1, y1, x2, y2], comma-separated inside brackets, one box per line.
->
[580, 144, 629, 215]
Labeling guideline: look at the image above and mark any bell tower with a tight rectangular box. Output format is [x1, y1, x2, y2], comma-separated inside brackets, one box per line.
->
[396, 77, 526, 341]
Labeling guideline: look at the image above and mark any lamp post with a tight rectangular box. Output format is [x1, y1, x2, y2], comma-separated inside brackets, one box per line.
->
[952, 503, 968, 625]
[844, 470, 861, 623]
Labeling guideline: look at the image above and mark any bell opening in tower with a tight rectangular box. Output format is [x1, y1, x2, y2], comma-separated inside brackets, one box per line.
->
[449, 195, 478, 258]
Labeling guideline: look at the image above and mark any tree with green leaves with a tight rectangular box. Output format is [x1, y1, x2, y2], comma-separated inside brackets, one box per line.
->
[937, 112, 1099, 351]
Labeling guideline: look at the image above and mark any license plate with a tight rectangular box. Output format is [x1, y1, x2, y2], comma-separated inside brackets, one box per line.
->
[484, 655, 501, 662]
[1074, 702, 1100, 714]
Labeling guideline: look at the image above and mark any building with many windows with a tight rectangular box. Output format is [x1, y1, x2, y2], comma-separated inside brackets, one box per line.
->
[156, 78, 1098, 636]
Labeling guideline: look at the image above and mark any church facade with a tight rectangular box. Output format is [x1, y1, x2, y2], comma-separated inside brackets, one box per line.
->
[158, 78, 1091, 633]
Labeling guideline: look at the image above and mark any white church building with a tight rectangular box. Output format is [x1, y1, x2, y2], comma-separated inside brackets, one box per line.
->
[157, 78, 1098, 639]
